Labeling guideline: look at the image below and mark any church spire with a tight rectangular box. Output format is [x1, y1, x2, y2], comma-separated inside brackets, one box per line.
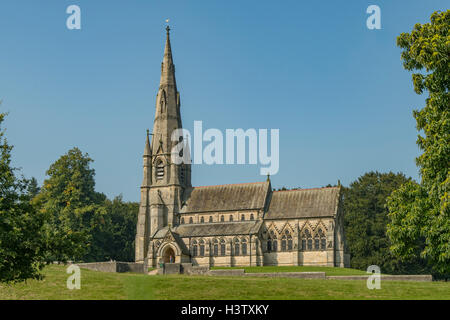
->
[160, 25, 176, 88]
[152, 25, 182, 157]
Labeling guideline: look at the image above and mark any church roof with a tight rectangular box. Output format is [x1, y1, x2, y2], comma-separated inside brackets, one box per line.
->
[265, 187, 341, 219]
[180, 181, 270, 214]
[153, 220, 262, 239]
[160, 228, 191, 255]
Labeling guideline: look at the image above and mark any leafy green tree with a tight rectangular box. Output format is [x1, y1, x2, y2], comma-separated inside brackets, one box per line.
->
[0, 111, 47, 282]
[387, 10, 449, 277]
[98, 196, 138, 262]
[33, 148, 107, 262]
[27, 177, 40, 198]
[343, 172, 430, 274]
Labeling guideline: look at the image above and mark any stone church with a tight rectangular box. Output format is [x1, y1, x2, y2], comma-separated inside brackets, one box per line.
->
[135, 27, 350, 268]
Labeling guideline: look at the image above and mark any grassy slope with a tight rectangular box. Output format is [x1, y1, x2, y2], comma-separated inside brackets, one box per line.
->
[210, 266, 369, 276]
[1, 265, 449, 300]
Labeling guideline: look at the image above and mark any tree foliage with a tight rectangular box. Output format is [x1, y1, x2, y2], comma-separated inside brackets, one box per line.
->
[0, 111, 47, 283]
[33, 148, 107, 262]
[343, 172, 430, 274]
[387, 10, 450, 277]
[33, 148, 139, 263]
[99, 196, 138, 262]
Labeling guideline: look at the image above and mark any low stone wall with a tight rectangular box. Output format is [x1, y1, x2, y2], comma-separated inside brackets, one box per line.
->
[204, 270, 432, 281]
[244, 272, 326, 279]
[76, 262, 117, 273]
[164, 263, 181, 274]
[208, 269, 245, 276]
[75, 261, 145, 274]
[182, 264, 209, 275]
[116, 262, 145, 273]
[206, 269, 325, 279]
[326, 275, 432, 282]
[75, 262, 433, 282]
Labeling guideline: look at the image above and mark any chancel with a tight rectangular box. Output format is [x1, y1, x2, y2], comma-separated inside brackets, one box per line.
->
[135, 26, 350, 268]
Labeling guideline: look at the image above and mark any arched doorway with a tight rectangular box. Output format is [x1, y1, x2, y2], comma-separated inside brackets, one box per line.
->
[162, 246, 176, 263]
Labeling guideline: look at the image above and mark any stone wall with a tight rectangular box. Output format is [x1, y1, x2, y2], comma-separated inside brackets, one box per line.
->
[244, 272, 325, 279]
[75, 261, 145, 274]
[116, 262, 146, 273]
[326, 275, 433, 281]
[182, 264, 209, 275]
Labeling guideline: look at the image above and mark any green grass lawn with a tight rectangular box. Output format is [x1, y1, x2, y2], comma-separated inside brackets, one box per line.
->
[210, 265, 370, 276]
[1, 265, 449, 300]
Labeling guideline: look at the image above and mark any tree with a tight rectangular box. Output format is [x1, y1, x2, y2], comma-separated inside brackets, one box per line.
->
[343, 172, 429, 274]
[387, 11, 450, 277]
[27, 177, 40, 198]
[99, 196, 138, 262]
[0, 110, 47, 283]
[33, 148, 107, 262]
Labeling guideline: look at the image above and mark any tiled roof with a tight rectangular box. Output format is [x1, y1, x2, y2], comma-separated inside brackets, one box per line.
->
[180, 181, 270, 213]
[153, 220, 262, 238]
[265, 187, 340, 219]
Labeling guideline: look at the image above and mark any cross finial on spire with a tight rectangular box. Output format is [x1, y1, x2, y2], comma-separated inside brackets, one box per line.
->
[146, 129, 150, 137]
[267, 173, 270, 182]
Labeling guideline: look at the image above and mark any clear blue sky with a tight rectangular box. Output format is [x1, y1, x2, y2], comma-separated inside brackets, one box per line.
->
[1, 1, 448, 201]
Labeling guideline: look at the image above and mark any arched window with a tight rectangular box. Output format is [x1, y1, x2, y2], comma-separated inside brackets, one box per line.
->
[241, 238, 247, 255]
[220, 239, 226, 256]
[282, 229, 293, 251]
[209, 216, 213, 223]
[160, 91, 166, 113]
[220, 215, 224, 222]
[302, 229, 312, 251]
[179, 166, 185, 184]
[268, 229, 278, 252]
[287, 235, 293, 250]
[314, 233, 320, 250]
[156, 160, 164, 180]
[229, 215, 233, 222]
[273, 239, 278, 251]
[250, 213, 254, 220]
[241, 214, 245, 221]
[234, 238, 240, 256]
[199, 239, 205, 256]
[318, 228, 326, 250]
[200, 216, 204, 223]
[192, 240, 198, 257]
[181, 217, 185, 224]
[281, 235, 287, 251]
[189, 217, 193, 224]
[213, 239, 218, 256]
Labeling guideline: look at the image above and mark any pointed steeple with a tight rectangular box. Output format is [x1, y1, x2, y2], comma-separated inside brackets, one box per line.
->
[142, 129, 152, 187]
[160, 25, 176, 88]
[144, 129, 151, 157]
[152, 26, 182, 157]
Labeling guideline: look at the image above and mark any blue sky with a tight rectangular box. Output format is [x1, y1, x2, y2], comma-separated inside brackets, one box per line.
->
[0, 1, 448, 201]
